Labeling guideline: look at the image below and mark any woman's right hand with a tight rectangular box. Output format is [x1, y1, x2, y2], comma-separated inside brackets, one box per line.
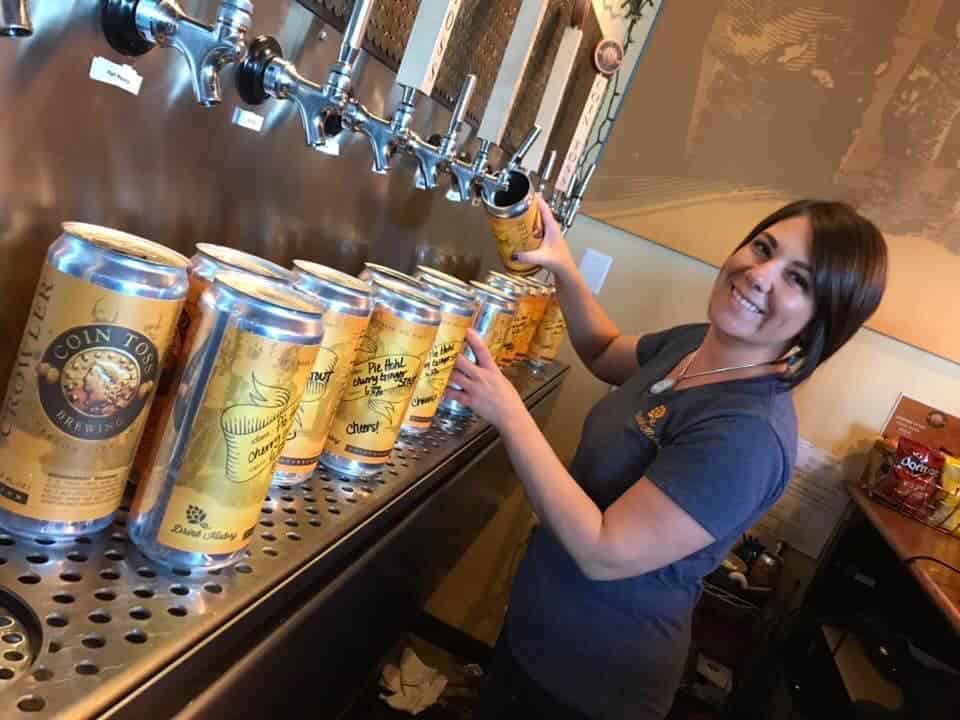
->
[513, 194, 577, 277]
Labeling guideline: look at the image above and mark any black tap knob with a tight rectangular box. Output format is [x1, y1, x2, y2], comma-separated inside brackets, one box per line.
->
[236, 35, 284, 106]
[101, 0, 154, 56]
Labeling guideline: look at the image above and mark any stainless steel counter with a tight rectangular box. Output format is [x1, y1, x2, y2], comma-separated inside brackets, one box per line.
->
[0, 362, 567, 719]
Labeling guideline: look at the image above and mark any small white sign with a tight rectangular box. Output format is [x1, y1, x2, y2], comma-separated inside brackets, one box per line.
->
[89, 56, 143, 96]
[555, 74, 609, 194]
[578, 248, 613, 295]
[232, 107, 265, 133]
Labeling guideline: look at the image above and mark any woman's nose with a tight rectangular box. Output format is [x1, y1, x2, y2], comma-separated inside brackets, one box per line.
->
[745, 263, 775, 293]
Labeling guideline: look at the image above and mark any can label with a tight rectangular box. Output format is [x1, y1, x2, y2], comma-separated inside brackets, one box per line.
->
[488, 201, 543, 276]
[132, 273, 211, 482]
[484, 310, 514, 361]
[275, 310, 370, 477]
[513, 296, 548, 360]
[0, 264, 180, 522]
[499, 298, 532, 367]
[325, 308, 437, 465]
[529, 300, 566, 363]
[153, 326, 316, 554]
[402, 312, 473, 429]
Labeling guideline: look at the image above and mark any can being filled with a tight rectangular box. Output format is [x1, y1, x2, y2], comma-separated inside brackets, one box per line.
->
[482, 170, 543, 276]
[0, 223, 189, 539]
[438, 281, 516, 418]
[129, 273, 323, 569]
[321, 279, 441, 477]
[527, 289, 566, 369]
[272, 261, 373, 486]
[486, 272, 534, 368]
[133, 243, 293, 487]
[359, 262, 424, 289]
[511, 278, 550, 361]
[401, 275, 476, 434]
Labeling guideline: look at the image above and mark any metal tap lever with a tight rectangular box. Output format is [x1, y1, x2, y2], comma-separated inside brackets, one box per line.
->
[235, 0, 374, 148]
[502, 124, 542, 178]
[538, 149, 557, 194]
[102, 0, 254, 107]
[0, 0, 31, 37]
[438, 74, 476, 159]
[562, 162, 597, 230]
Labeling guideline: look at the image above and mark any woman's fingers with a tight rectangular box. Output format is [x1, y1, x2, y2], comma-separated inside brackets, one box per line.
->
[464, 329, 496, 369]
[443, 387, 470, 406]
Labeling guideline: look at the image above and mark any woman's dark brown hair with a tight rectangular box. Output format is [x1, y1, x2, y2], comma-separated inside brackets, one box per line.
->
[737, 200, 888, 386]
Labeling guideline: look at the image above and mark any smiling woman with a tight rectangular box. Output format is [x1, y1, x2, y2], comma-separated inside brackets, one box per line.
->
[447, 196, 888, 720]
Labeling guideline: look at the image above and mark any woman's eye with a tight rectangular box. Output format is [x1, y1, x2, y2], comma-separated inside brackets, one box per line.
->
[788, 271, 810, 291]
[752, 239, 772, 257]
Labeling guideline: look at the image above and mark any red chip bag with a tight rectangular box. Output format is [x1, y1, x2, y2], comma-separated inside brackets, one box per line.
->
[881, 438, 943, 516]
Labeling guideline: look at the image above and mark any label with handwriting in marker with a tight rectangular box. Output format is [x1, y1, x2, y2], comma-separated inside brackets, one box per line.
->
[89, 56, 143, 96]
[232, 107, 265, 133]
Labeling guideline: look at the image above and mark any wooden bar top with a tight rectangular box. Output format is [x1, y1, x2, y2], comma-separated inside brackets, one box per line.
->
[849, 484, 960, 635]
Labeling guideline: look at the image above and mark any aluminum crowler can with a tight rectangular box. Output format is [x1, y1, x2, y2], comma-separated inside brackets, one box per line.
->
[321, 279, 441, 478]
[0, 223, 189, 539]
[272, 261, 373, 486]
[486, 272, 534, 368]
[401, 275, 476, 434]
[482, 169, 543, 276]
[359, 262, 424, 289]
[129, 273, 323, 569]
[527, 288, 566, 369]
[133, 243, 293, 486]
[511, 278, 550, 361]
[438, 281, 516, 418]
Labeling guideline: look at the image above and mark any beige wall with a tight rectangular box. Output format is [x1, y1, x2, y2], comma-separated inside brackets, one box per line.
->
[544, 215, 960, 470]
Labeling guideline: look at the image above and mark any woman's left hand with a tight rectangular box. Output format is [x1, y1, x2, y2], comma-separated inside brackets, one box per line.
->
[445, 329, 528, 431]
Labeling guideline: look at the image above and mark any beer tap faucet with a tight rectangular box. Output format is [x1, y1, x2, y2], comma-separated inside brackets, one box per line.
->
[235, 0, 375, 150]
[0, 0, 32, 37]
[562, 162, 597, 231]
[467, 124, 542, 202]
[101, 0, 254, 106]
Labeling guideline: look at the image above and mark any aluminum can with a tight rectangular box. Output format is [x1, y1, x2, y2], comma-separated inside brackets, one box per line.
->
[133, 243, 292, 486]
[359, 262, 424, 289]
[0, 222, 189, 538]
[438, 281, 516, 417]
[129, 273, 323, 569]
[486, 271, 534, 368]
[272, 261, 372, 485]
[401, 277, 476, 434]
[415, 265, 473, 294]
[511, 278, 550, 361]
[527, 289, 566, 369]
[482, 170, 542, 276]
[321, 279, 441, 477]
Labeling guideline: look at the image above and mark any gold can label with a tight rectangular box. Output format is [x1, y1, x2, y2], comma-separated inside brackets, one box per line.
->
[275, 310, 370, 478]
[133, 272, 211, 483]
[484, 310, 515, 362]
[488, 202, 543, 276]
[152, 326, 317, 555]
[325, 307, 437, 465]
[498, 296, 533, 367]
[529, 299, 566, 363]
[0, 264, 181, 522]
[513, 295, 548, 360]
[402, 312, 473, 430]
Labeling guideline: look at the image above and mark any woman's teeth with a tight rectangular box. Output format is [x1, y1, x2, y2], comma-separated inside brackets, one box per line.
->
[732, 285, 763, 314]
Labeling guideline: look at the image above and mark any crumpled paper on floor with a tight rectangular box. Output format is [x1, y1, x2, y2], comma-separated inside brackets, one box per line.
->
[379, 647, 448, 715]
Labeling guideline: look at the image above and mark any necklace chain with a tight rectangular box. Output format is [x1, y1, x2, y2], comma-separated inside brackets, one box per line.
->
[650, 348, 789, 395]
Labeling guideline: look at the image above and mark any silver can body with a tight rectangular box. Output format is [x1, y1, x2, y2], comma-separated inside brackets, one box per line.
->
[129, 274, 324, 569]
[438, 282, 515, 418]
[320, 279, 441, 478]
[0, 223, 189, 539]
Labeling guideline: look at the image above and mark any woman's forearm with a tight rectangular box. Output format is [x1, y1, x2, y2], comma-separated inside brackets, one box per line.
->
[553, 262, 622, 368]
[499, 410, 604, 574]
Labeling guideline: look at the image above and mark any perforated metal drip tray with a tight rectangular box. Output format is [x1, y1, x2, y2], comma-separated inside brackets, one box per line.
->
[0, 363, 566, 719]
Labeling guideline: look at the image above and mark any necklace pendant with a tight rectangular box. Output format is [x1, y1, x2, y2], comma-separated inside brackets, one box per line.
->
[650, 378, 675, 395]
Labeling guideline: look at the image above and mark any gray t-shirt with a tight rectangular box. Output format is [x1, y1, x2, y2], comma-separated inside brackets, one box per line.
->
[505, 324, 797, 720]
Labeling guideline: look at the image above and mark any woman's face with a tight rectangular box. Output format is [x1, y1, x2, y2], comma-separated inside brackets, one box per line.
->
[708, 214, 816, 355]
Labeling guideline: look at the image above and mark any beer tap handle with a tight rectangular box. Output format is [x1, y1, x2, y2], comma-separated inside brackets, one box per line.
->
[338, 0, 375, 70]
[439, 74, 477, 158]
[538, 149, 557, 194]
[504, 124, 542, 175]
